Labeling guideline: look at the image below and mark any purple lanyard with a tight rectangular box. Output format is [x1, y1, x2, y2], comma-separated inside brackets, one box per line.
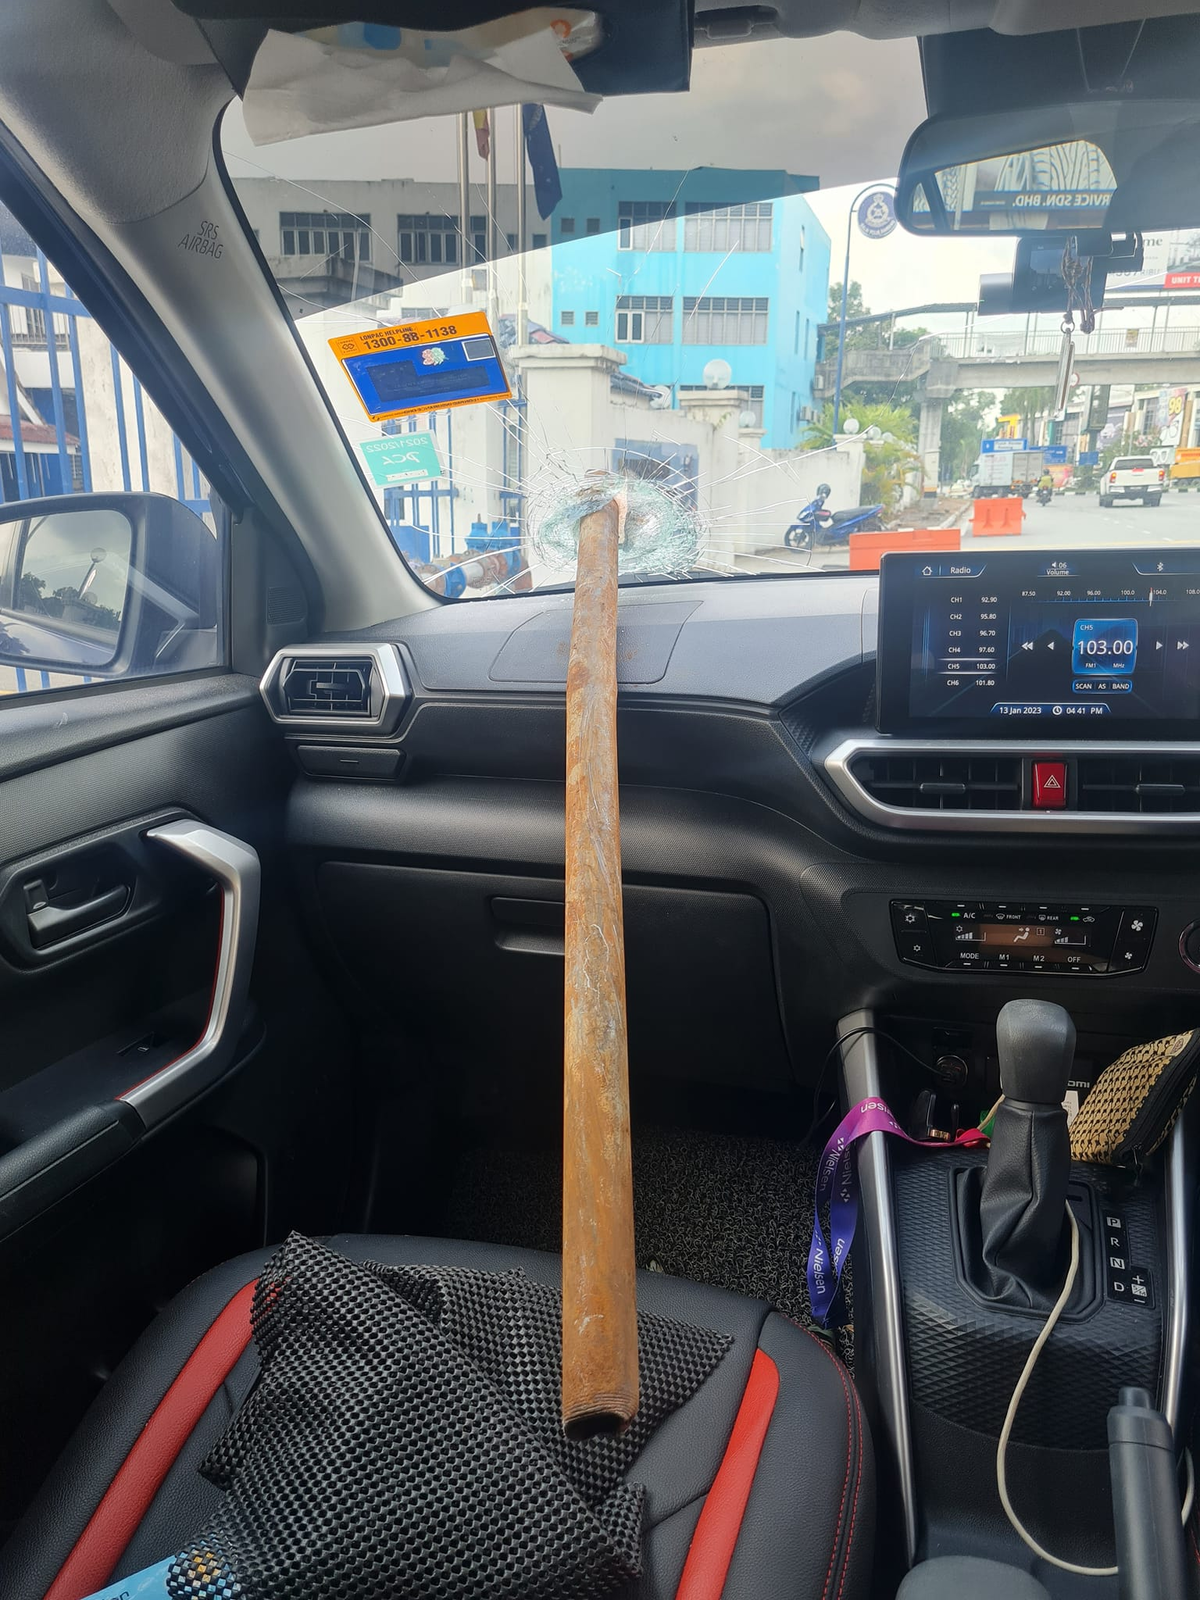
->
[806, 1098, 987, 1327]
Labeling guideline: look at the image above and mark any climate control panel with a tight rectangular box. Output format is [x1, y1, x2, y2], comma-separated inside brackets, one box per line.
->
[891, 899, 1157, 976]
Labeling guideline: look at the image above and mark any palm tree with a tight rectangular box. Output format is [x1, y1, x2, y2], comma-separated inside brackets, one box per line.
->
[800, 400, 917, 451]
[800, 400, 918, 512]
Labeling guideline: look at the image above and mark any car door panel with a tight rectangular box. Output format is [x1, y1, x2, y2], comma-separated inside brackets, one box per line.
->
[0, 688, 358, 1535]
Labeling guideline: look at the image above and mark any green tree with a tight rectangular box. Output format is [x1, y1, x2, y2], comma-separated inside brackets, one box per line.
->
[939, 391, 991, 484]
[828, 280, 867, 324]
[997, 386, 1056, 440]
[800, 399, 918, 512]
[801, 399, 917, 451]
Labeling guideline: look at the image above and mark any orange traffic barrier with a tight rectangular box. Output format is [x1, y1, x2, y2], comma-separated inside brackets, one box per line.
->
[849, 527, 960, 571]
[971, 496, 1024, 537]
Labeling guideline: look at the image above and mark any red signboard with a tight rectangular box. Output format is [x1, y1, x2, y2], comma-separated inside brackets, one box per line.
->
[1165, 271, 1200, 288]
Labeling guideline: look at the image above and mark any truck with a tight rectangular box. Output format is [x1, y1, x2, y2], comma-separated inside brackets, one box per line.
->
[1170, 446, 1200, 491]
[1099, 454, 1166, 507]
[972, 448, 1045, 498]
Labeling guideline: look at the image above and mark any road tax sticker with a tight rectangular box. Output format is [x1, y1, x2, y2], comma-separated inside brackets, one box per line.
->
[330, 312, 511, 421]
[358, 430, 443, 486]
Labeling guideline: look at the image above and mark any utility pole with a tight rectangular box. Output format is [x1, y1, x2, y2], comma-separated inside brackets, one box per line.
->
[832, 184, 895, 437]
[515, 104, 528, 347]
[457, 113, 472, 303]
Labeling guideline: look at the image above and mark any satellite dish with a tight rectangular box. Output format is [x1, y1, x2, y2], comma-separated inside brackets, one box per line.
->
[738, 408, 757, 428]
[648, 384, 673, 411]
[702, 358, 732, 390]
[842, 416, 861, 434]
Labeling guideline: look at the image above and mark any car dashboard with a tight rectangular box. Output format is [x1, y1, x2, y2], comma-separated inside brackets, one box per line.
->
[259, 563, 1200, 1110]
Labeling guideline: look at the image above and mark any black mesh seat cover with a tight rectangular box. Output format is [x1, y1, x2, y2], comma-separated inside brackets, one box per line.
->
[174, 1234, 731, 1600]
[3, 1236, 875, 1600]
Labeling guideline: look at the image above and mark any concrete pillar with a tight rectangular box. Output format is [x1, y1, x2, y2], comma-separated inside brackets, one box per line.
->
[918, 396, 944, 498]
[680, 388, 745, 568]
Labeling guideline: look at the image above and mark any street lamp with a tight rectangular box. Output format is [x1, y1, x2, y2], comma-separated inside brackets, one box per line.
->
[831, 183, 897, 439]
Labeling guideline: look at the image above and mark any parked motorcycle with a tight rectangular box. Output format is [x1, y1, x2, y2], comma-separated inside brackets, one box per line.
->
[784, 484, 885, 551]
[1036, 485, 1053, 506]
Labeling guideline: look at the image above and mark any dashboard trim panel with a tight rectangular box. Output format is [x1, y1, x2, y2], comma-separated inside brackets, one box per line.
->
[823, 736, 1200, 834]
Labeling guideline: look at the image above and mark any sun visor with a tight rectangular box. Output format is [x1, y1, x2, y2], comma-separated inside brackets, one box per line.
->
[172, 0, 694, 101]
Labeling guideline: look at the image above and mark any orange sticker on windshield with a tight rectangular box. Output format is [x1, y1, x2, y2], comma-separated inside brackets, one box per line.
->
[330, 311, 511, 421]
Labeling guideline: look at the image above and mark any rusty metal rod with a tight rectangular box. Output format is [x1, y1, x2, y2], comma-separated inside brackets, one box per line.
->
[561, 496, 639, 1440]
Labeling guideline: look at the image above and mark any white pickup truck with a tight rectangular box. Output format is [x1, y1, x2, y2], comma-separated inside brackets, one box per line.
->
[1099, 455, 1166, 507]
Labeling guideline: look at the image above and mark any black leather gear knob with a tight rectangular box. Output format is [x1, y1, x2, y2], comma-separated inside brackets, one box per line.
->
[995, 999, 1076, 1106]
[976, 999, 1075, 1308]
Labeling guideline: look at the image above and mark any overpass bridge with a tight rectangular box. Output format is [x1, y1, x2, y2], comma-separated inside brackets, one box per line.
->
[814, 315, 1200, 488]
[814, 324, 1200, 398]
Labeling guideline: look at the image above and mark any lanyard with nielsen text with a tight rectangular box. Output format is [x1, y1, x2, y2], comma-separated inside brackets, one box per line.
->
[806, 1098, 988, 1326]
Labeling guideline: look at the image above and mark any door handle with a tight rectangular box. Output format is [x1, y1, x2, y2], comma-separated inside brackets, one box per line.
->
[119, 820, 260, 1129]
[26, 882, 131, 949]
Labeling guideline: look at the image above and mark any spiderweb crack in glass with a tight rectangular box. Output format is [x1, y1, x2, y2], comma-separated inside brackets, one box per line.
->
[530, 472, 705, 575]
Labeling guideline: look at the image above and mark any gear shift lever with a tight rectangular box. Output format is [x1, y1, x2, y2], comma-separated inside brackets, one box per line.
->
[978, 999, 1074, 1309]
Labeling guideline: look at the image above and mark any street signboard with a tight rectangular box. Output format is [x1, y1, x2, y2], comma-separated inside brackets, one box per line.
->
[359, 431, 443, 486]
[1078, 450, 1099, 466]
[981, 437, 1028, 453]
[857, 190, 897, 240]
[1043, 445, 1068, 464]
[331, 311, 511, 422]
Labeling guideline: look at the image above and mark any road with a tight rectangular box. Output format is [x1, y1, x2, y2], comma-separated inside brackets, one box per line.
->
[980, 490, 1200, 550]
[736, 490, 1200, 576]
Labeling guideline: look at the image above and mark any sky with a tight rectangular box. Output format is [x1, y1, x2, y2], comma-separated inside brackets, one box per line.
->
[219, 29, 1175, 334]
[222, 32, 925, 192]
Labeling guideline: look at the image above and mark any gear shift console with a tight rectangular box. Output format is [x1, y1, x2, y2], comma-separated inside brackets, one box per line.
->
[978, 999, 1074, 1309]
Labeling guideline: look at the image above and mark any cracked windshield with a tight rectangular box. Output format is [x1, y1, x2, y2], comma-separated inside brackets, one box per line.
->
[219, 31, 1200, 598]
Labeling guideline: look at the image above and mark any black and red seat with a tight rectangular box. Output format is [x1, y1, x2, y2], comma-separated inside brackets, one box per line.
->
[3, 1236, 874, 1600]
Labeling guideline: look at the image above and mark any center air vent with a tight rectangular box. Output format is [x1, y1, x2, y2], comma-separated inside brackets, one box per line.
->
[260, 643, 409, 734]
[1077, 755, 1200, 814]
[850, 752, 1022, 811]
[282, 656, 374, 718]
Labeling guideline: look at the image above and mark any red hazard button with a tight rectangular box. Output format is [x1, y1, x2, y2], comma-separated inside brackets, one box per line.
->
[1032, 760, 1068, 809]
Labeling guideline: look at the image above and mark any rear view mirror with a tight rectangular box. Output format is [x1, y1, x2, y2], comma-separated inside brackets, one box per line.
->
[0, 493, 223, 685]
[897, 99, 1200, 236]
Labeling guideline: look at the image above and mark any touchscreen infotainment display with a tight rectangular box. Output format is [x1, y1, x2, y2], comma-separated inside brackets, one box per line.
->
[876, 550, 1200, 735]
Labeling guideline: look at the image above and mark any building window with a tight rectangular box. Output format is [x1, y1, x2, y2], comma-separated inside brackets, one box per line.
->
[561, 310, 576, 326]
[470, 216, 488, 264]
[682, 296, 769, 345]
[585, 310, 599, 327]
[281, 211, 371, 262]
[615, 295, 673, 343]
[586, 217, 601, 235]
[805, 317, 810, 358]
[794, 311, 801, 355]
[506, 232, 517, 250]
[617, 201, 676, 252]
[532, 232, 547, 249]
[683, 202, 772, 253]
[560, 217, 576, 235]
[799, 226, 806, 270]
[397, 214, 458, 266]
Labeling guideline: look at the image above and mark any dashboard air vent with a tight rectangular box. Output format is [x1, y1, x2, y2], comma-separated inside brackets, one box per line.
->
[281, 656, 374, 718]
[850, 752, 1021, 811]
[1076, 755, 1200, 814]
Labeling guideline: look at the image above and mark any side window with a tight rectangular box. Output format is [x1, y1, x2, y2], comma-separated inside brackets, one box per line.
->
[0, 207, 224, 697]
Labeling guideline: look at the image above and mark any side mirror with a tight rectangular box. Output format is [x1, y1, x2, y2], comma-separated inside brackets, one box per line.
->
[0, 493, 222, 685]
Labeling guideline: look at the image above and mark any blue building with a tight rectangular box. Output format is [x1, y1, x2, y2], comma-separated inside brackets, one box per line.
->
[548, 169, 830, 449]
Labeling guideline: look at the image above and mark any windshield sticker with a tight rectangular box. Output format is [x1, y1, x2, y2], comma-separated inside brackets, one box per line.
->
[331, 312, 512, 420]
[358, 430, 444, 486]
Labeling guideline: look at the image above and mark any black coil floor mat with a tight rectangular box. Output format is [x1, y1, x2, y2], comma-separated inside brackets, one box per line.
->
[442, 1125, 853, 1365]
